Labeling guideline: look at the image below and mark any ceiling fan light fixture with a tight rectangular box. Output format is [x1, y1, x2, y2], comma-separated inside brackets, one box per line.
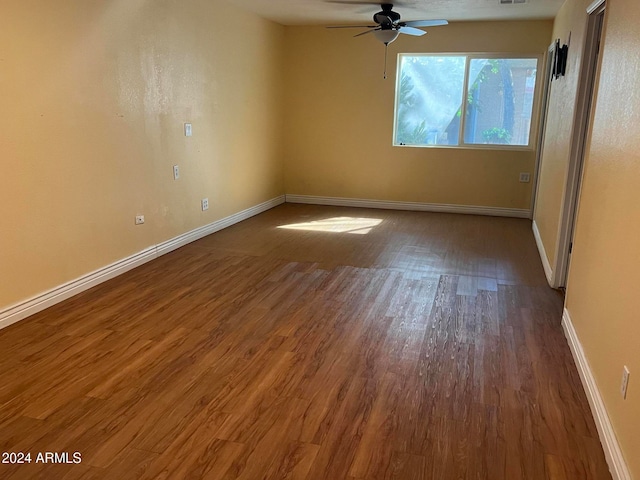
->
[373, 29, 399, 45]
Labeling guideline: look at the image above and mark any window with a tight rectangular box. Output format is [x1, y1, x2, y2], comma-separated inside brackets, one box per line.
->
[394, 54, 539, 148]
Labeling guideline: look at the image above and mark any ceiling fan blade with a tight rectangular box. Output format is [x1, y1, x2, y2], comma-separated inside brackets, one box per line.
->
[400, 19, 449, 28]
[326, 25, 378, 28]
[354, 28, 380, 37]
[398, 26, 426, 36]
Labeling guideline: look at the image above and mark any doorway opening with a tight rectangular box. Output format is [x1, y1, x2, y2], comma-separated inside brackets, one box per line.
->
[552, 0, 606, 288]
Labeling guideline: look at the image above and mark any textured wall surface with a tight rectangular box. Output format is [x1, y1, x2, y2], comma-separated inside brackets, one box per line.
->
[282, 21, 553, 210]
[0, 0, 285, 308]
[533, 0, 591, 275]
[564, 0, 640, 475]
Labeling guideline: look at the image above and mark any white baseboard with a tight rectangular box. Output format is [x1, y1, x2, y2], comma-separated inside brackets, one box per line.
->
[0, 247, 157, 331]
[0, 195, 285, 331]
[532, 220, 556, 287]
[562, 309, 631, 480]
[156, 195, 285, 256]
[285, 194, 531, 219]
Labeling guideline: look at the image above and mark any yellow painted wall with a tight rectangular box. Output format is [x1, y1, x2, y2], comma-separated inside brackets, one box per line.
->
[564, 0, 640, 475]
[0, 0, 285, 309]
[1, 0, 638, 473]
[532, 0, 591, 276]
[283, 21, 553, 209]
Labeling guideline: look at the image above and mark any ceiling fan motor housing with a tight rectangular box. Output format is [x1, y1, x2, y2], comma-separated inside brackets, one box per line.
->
[374, 4, 401, 26]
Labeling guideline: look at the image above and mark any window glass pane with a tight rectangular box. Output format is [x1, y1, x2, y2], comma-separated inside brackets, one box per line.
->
[395, 55, 466, 146]
[463, 58, 538, 146]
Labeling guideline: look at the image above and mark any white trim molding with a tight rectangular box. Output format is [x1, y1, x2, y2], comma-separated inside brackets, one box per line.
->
[0, 247, 157, 331]
[0, 195, 285, 331]
[562, 309, 631, 480]
[532, 220, 556, 287]
[285, 194, 530, 219]
[156, 195, 285, 257]
[587, 0, 606, 14]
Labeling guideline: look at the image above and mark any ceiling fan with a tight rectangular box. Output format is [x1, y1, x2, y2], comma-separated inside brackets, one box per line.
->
[327, 3, 448, 78]
[327, 3, 448, 46]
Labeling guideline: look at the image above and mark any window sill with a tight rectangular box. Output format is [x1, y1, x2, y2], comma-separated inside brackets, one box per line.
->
[393, 143, 535, 152]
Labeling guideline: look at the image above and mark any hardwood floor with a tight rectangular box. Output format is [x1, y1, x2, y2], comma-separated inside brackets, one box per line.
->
[0, 204, 611, 479]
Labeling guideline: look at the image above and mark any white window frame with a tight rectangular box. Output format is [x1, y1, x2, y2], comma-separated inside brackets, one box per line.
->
[393, 52, 544, 151]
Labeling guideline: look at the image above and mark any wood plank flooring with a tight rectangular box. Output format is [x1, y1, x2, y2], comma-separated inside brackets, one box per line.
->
[0, 204, 611, 479]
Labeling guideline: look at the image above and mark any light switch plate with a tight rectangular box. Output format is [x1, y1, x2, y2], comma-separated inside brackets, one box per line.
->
[621, 366, 630, 399]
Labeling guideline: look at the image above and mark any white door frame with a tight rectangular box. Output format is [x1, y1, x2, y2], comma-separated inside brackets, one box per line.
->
[531, 42, 557, 220]
[552, 0, 606, 288]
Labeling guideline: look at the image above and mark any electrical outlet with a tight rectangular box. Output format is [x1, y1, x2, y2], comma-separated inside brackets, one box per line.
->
[184, 123, 192, 137]
[173, 165, 180, 180]
[201, 198, 209, 211]
[135, 215, 145, 225]
[621, 366, 630, 399]
[519, 172, 531, 183]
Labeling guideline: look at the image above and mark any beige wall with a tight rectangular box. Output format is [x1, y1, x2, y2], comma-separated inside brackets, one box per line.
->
[1, 0, 638, 474]
[532, 0, 591, 276]
[283, 21, 552, 209]
[563, 0, 640, 475]
[0, 0, 285, 309]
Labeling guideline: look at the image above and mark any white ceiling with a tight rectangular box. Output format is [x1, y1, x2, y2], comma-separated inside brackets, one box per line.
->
[224, 0, 564, 26]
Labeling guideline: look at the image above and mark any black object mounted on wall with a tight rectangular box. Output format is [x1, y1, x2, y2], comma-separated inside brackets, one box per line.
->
[553, 38, 569, 79]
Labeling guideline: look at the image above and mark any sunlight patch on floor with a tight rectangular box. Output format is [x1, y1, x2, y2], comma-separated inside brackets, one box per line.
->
[277, 217, 383, 235]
